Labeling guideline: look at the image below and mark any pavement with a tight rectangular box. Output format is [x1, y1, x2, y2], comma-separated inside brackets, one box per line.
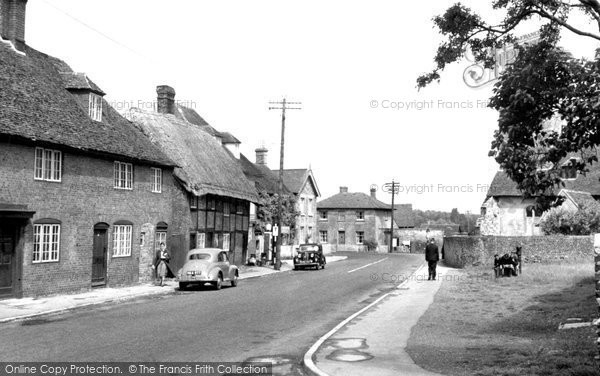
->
[305, 262, 458, 376]
[0, 255, 347, 324]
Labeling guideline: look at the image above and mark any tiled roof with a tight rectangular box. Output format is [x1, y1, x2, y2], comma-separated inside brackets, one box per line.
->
[129, 109, 257, 202]
[393, 204, 414, 228]
[487, 167, 600, 197]
[0, 44, 173, 166]
[239, 154, 289, 194]
[176, 105, 209, 126]
[317, 192, 390, 210]
[272, 169, 320, 196]
[560, 189, 600, 210]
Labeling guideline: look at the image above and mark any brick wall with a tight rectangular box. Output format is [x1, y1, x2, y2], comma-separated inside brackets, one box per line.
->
[443, 235, 594, 268]
[0, 142, 177, 297]
[317, 209, 389, 252]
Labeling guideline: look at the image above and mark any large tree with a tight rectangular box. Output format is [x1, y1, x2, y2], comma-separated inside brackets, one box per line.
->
[418, 1, 600, 207]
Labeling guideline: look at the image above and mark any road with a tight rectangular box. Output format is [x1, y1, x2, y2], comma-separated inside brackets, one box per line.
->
[0, 253, 423, 374]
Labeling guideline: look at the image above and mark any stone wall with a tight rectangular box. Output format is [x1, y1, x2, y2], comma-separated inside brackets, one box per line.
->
[443, 235, 594, 268]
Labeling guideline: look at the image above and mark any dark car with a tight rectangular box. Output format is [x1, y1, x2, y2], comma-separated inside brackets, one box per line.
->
[293, 244, 326, 270]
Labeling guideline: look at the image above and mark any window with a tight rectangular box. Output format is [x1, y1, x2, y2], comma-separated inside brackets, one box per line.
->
[33, 223, 60, 263]
[356, 211, 364, 221]
[223, 233, 230, 250]
[151, 168, 162, 193]
[356, 231, 365, 245]
[338, 212, 345, 222]
[319, 211, 327, 220]
[114, 162, 133, 189]
[89, 93, 103, 122]
[197, 233, 206, 249]
[155, 231, 167, 252]
[319, 230, 328, 243]
[223, 202, 230, 216]
[526, 206, 536, 218]
[339, 231, 345, 244]
[34, 148, 61, 182]
[300, 198, 306, 214]
[308, 199, 313, 216]
[308, 227, 313, 241]
[113, 225, 132, 257]
[213, 233, 219, 248]
[189, 194, 197, 209]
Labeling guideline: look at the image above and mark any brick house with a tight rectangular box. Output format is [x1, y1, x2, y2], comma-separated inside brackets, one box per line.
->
[128, 86, 258, 268]
[317, 187, 413, 253]
[272, 167, 321, 245]
[0, 1, 178, 298]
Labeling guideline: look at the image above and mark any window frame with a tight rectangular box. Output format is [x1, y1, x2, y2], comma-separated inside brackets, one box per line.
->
[89, 93, 103, 122]
[356, 231, 365, 245]
[319, 211, 327, 220]
[114, 161, 133, 190]
[33, 222, 61, 263]
[112, 224, 133, 257]
[151, 167, 162, 193]
[356, 211, 365, 221]
[319, 230, 328, 243]
[34, 147, 62, 182]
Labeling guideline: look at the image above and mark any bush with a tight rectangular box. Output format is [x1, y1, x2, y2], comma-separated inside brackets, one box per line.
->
[541, 202, 600, 235]
[363, 239, 378, 251]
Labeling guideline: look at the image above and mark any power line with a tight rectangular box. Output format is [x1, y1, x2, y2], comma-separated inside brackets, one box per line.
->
[40, 0, 151, 61]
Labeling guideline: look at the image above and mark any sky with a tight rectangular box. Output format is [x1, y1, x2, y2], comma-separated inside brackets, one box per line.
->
[23, 0, 599, 212]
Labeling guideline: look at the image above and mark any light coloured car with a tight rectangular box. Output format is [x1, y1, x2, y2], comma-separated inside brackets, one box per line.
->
[177, 248, 239, 290]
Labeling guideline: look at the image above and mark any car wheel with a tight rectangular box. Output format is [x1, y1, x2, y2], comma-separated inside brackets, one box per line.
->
[231, 272, 238, 287]
[294, 266, 298, 271]
[179, 282, 187, 291]
[214, 275, 223, 290]
[321, 263, 325, 269]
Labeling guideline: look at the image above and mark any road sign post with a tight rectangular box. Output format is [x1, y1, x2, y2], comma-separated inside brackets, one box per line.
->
[382, 180, 399, 253]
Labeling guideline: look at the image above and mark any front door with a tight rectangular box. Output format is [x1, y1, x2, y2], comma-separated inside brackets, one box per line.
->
[0, 225, 16, 298]
[92, 228, 108, 287]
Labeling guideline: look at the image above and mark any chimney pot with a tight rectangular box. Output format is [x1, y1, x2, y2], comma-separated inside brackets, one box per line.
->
[340, 186, 348, 193]
[370, 188, 376, 198]
[156, 85, 176, 115]
[255, 147, 268, 166]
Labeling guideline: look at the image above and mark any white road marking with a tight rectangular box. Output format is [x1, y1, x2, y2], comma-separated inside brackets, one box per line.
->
[347, 257, 388, 274]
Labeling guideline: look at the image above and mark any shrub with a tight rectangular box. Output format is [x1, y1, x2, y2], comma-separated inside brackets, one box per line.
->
[363, 239, 378, 251]
[541, 202, 600, 235]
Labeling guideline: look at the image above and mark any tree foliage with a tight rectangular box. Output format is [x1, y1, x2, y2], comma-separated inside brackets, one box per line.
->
[255, 190, 300, 237]
[540, 202, 600, 235]
[419, 1, 600, 206]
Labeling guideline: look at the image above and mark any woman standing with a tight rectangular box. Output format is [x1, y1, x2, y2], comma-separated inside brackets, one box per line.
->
[154, 242, 174, 286]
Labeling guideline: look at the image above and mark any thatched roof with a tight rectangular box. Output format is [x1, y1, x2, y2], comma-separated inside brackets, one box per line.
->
[129, 109, 258, 202]
[0, 43, 173, 166]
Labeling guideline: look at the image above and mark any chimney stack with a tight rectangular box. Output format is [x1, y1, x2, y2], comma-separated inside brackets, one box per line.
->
[340, 186, 348, 193]
[156, 85, 176, 115]
[0, 0, 27, 52]
[370, 187, 377, 199]
[255, 147, 268, 166]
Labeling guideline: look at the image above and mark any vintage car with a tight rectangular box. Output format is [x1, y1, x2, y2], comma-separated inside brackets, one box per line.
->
[293, 243, 326, 270]
[177, 248, 239, 290]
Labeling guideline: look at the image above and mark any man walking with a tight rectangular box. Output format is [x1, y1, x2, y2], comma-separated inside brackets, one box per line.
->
[425, 238, 439, 281]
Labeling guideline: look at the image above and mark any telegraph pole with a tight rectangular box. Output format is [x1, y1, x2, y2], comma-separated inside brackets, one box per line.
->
[269, 98, 302, 270]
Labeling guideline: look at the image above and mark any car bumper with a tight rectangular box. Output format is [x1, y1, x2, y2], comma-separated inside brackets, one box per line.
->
[294, 262, 320, 267]
[178, 275, 216, 283]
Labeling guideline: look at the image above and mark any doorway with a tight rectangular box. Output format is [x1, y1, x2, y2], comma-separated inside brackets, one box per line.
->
[92, 223, 109, 287]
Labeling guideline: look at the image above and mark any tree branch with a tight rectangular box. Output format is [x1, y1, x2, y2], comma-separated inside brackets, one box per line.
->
[532, 5, 600, 40]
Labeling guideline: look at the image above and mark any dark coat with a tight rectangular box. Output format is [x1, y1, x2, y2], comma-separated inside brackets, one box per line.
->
[425, 243, 439, 262]
[154, 249, 175, 278]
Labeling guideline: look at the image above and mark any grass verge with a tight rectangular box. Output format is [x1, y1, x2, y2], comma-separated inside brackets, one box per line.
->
[406, 262, 599, 376]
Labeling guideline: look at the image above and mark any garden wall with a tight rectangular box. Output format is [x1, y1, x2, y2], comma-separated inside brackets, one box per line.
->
[443, 235, 594, 268]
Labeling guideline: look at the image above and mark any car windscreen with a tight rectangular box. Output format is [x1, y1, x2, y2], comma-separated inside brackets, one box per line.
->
[189, 253, 211, 261]
[299, 245, 319, 252]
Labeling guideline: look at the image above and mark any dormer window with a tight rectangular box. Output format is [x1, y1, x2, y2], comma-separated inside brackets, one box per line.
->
[89, 93, 102, 121]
